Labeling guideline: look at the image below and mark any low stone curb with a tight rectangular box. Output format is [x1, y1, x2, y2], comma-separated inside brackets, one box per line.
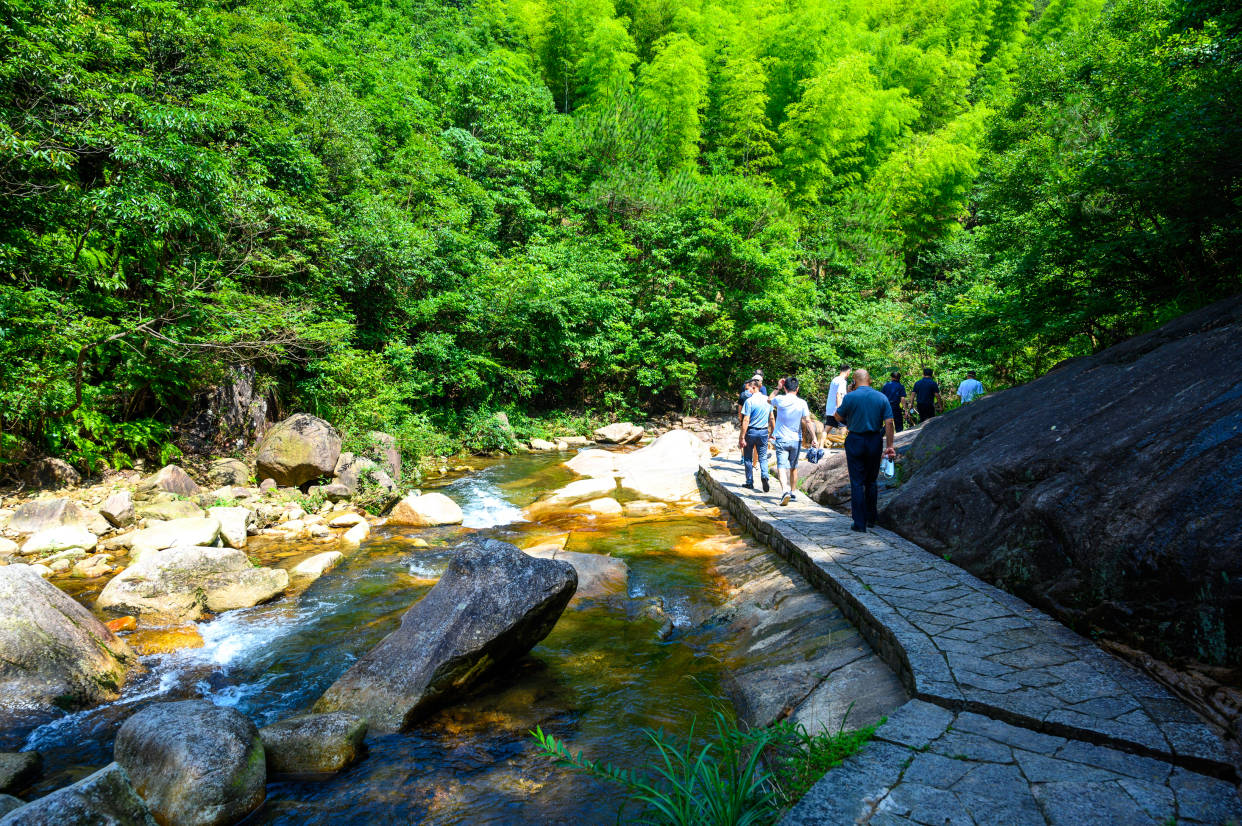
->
[698, 459, 1236, 781]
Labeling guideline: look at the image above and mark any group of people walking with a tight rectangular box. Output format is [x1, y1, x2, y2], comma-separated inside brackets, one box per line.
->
[736, 365, 984, 533]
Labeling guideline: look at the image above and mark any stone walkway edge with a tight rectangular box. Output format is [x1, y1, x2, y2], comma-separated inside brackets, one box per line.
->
[698, 459, 1237, 785]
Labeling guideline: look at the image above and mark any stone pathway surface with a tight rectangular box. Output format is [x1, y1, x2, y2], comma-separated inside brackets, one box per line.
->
[698, 458, 1242, 825]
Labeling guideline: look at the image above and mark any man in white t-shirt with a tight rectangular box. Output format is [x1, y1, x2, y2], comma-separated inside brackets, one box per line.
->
[957, 370, 985, 404]
[771, 376, 821, 506]
[824, 363, 850, 429]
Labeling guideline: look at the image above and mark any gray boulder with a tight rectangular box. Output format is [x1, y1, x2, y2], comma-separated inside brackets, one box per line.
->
[255, 414, 341, 488]
[881, 295, 1242, 665]
[97, 546, 288, 621]
[315, 538, 576, 731]
[0, 565, 137, 721]
[9, 500, 88, 535]
[802, 428, 919, 509]
[100, 490, 135, 528]
[0, 763, 156, 826]
[206, 507, 250, 549]
[259, 712, 367, 775]
[206, 458, 250, 488]
[18, 459, 80, 491]
[126, 516, 221, 559]
[114, 700, 265, 826]
[365, 431, 401, 481]
[137, 465, 201, 498]
[0, 797, 21, 818]
[0, 753, 40, 795]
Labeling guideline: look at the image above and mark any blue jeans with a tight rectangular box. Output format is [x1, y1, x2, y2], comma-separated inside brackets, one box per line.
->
[844, 432, 883, 529]
[774, 437, 800, 470]
[743, 428, 769, 485]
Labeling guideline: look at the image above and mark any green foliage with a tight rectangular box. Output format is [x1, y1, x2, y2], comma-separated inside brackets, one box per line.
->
[1, 0, 1237, 466]
[532, 709, 877, 824]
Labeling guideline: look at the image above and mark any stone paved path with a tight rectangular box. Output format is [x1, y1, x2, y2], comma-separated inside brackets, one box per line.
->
[698, 459, 1242, 825]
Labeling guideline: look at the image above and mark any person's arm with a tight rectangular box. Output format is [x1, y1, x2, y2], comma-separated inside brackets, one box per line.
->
[802, 414, 819, 448]
[884, 417, 896, 459]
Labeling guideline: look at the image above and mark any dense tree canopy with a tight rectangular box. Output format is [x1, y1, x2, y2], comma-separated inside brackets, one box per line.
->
[0, 0, 1237, 467]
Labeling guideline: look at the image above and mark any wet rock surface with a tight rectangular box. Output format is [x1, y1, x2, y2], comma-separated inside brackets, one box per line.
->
[0, 762, 156, 826]
[0, 753, 40, 796]
[881, 294, 1242, 666]
[114, 700, 265, 826]
[260, 712, 367, 775]
[316, 538, 576, 731]
[0, 565, 137, 723]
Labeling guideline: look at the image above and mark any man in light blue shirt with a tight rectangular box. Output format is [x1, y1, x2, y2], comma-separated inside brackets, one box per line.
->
[737, 387, 773, 491]
[770, 377, 820, 506]
[824, 363, 850, 430]
[957, 371, 985, 404]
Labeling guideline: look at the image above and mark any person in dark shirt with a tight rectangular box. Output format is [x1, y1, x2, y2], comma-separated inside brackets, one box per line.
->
[833, 369, 896, 532]
[880, 371, 907, 433]
[911, 368, 941, 424]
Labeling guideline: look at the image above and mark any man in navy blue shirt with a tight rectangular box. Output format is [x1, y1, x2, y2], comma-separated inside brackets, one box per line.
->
[912, 368, 941, 424]
[833, 369, 896, 532]
[880, 371, 907, 432]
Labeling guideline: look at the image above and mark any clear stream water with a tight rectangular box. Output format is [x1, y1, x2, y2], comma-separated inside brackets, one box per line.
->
[14, 451, 761, 823]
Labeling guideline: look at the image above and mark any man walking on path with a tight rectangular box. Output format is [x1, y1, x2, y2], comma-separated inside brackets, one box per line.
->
[738, 384, 773, 492]
[770, 376, 820, 506]
[880, 371, 908, 433]
[824, 363, 850, 429]
[833, 369, 896, 532]
[957, 370, 984, 404]
[912, 368, 941, 424]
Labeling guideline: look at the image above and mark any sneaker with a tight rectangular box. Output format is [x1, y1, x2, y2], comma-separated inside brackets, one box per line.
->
[761, 477, 770, 493]
[780, 491, 792, 506]
[742, 482, 754, 490]
[789, 493, 797, 502]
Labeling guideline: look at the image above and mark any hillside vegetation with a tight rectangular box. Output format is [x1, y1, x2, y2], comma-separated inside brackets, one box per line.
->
[1, 0, 1238, 467]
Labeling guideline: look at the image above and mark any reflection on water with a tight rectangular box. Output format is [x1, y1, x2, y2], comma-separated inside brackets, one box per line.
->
[16, 451, 750, 823]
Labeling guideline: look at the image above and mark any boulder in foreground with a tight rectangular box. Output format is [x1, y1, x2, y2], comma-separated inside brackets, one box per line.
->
[255, 413, 342, 487]
[0, 565, 138, 721]
[0, 763, 155, 826]
[260, 712, 367, 775]
[114, 700, 265, 826]
[315, 538, 576, 731]
[387, 492, 463, 527]
[882, 295, 1242, 665]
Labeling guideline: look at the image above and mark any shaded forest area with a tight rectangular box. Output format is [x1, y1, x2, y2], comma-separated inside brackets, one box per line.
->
[1, 0, 1238, 466]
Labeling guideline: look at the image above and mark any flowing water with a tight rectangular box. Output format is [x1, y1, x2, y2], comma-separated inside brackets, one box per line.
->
[15, 451, 762, 823]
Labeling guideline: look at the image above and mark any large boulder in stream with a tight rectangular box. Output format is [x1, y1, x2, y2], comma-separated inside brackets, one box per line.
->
[255, 413, 342, 487]
[259, 712, 367, 775]
[0, 763, 156, 826]
[0, 565, 138, 724]
[114, 700, 265, 826]
[881, 294, 1242, 664]
[315, 538, 576, 731]
[97, 546, 288, 621]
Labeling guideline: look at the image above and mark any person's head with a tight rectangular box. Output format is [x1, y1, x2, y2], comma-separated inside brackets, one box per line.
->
[751, 373, 763, 385]
[967, 370, 977, 379]
[836, 363, 850, 376]
[755, 369, 764, 378]
[890, 371, 901, 381]
[923, 368, 933, 377]
[745, 378, 758, 391]
[854, 368, 872, 387]
[784, 376, 799, 394]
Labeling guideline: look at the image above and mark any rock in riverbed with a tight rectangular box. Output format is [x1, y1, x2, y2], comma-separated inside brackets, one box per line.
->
[255, 414, 342, 488]
[387, 492, 463, 527]
[260, 712, 367, 775]
[0, 752, 40, 795]
[114, 700, 265, 826]
[9, 499, 89, 534]
[97, 546, 288, 621]
[315, 538, 576, 731]
[0, 763, 155, 826]
[0, 565, 138, 722]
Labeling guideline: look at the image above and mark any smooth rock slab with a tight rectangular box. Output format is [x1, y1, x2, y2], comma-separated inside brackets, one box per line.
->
[0, 564, 137, 719]
[114, 700, 264, 826]
[127, 517, 221, 560]
[0, 763, 155, 826]
[387, 492, 463, 527]
[9, 500, 89, 535]
[259, 712, 366, 775]
[291, 551, 344, 581]
[19, 525, 96, 556]
[315, 538, 576, 731]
